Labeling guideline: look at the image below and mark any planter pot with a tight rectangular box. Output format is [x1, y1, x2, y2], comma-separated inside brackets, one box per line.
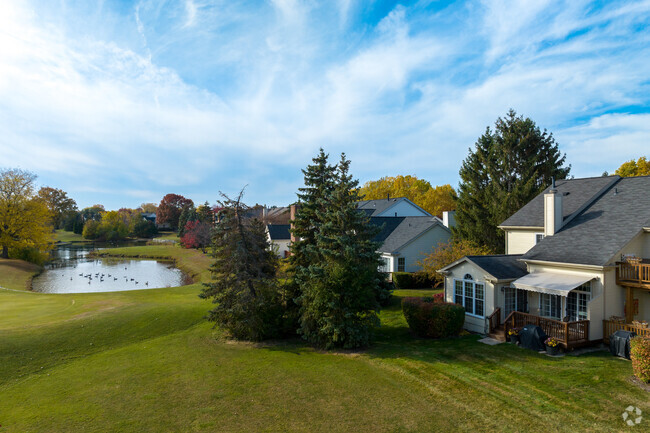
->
[546, 344, 561, 356]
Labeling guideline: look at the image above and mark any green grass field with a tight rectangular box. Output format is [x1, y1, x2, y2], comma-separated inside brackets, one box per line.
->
[0, 247, 647, 432]
[54, 229, 89, 243]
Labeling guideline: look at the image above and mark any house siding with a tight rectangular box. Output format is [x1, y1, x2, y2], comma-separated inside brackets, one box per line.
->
[505, 229, 542, 255]
[397, 226, 450, 273]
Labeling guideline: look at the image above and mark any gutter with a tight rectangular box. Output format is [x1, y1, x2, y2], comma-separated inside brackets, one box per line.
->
[518, 258, 605, 271]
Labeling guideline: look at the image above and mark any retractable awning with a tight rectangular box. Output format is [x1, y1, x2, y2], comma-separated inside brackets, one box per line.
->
[511, 272, 593, 297]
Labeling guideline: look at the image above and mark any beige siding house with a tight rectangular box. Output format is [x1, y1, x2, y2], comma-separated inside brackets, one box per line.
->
[440, 175, 650, 348]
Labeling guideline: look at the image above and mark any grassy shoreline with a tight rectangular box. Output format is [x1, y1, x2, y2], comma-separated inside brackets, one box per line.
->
[0, 245, 647, 432]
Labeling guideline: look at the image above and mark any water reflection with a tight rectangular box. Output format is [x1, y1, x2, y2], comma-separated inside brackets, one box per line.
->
[32, 242, 192, 293]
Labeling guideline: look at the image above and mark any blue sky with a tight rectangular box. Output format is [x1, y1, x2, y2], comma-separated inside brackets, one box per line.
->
[1, 0, 649, 210]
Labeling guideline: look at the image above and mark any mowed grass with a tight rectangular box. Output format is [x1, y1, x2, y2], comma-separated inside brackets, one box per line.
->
[54, 229, 89, 243]
[0, 248, 647, 432]
[0, 259, 42, 291]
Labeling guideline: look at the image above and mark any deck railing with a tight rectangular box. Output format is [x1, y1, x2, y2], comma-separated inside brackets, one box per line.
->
[488, 307, 501, 334]
[504, 311, 590, 349]
[616, 261, 650, 288]
[603, 320, 650, 343]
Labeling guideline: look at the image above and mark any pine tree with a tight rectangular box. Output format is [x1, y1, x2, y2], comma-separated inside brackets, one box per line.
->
[293, 151, 382, 349]
[454, 109, 570, 253]
[199, 191, 283, 341]
[178, 205, 197, 238]
[290, 148, 337, 269]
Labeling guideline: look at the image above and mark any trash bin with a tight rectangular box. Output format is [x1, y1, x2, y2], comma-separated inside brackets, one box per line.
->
[609, 330, 636, 359]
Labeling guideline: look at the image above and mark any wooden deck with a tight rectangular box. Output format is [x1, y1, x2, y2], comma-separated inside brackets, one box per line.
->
[603, 320, 650, 343]
[504, 311, 590, 349]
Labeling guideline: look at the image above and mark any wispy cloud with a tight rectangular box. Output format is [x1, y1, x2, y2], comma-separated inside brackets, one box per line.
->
[0, 0, 648, 209]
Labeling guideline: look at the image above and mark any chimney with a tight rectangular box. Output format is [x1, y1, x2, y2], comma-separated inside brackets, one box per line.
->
[544, 178, 563, 236]
[387, 193, 390, 201]
[442, 211, 456, 228]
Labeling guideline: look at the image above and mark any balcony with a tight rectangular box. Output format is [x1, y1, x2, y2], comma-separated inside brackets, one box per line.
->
[616, 259, 650, 290]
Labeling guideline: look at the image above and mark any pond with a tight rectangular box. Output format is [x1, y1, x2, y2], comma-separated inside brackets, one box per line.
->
[31, 242, 192, 294]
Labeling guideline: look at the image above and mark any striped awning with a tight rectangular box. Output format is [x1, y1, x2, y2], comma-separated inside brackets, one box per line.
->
[512, 272, 593, 297]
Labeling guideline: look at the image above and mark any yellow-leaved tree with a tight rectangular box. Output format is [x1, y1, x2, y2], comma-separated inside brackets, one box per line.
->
[0, 169, 53, 260]
[358, 175, 457, 217]
[417, 239, 492, 287]
[614, 156, 650, 177]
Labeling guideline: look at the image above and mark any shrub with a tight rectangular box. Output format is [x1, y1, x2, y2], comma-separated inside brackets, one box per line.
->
[393, 272, 416, 289]
[630, 337, 650, 383]
[402, 297, 465, 338]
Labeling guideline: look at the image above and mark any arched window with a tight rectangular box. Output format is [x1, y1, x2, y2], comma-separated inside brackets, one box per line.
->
[463, 273, 473, 281]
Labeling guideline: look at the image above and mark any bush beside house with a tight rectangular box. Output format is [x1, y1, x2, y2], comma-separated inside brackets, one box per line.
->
[392, 272, 436, 290]
[630, 337, 650, 383]
[402, 297, 465, 338]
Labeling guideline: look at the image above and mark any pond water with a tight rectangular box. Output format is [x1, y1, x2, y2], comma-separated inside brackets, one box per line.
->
[31, 242, 192, 294]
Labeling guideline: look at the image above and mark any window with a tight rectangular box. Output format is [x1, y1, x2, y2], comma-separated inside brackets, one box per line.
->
[463, 273, 473, 280]
[397, 257, 405, 272]
[454, 278, 484, 317]
[566, 281, 591, 321]
[535, 233, 545, 244]
[539, 293, 562, 319]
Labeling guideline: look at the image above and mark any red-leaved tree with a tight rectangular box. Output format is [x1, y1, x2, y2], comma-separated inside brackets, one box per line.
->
[156, 194, 193, 230]
[180, 220, 212, 251]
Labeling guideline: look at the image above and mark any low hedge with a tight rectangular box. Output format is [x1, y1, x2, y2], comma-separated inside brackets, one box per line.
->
[630, 337, 650, 383]
[393, 272, 436, 290]
[402, 297, 465, 338]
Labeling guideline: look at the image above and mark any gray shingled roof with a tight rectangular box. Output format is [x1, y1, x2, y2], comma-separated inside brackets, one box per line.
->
[267, 224, 291, 240]
[522, 175, 650, 266]
[357, 197, 430, 217]
[466, 255, 528, 280]
[500, 176, 619, 228]
[368, 216, 447, 253]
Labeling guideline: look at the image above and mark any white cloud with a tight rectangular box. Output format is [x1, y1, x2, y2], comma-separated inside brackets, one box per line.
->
[0, 0, 648, 209]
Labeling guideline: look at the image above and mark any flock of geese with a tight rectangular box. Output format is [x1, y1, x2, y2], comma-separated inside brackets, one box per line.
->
[63, 266, 149, 286]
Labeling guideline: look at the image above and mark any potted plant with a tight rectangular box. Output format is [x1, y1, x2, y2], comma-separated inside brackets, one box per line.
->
[544, 337, 562, 355]
[508, 327, 520, 344]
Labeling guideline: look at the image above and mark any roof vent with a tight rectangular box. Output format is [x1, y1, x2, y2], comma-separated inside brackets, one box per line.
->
[613, 187, 618, 196]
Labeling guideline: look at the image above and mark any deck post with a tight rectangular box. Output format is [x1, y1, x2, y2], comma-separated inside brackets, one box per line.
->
[625, 286, 634, 323]
[564, 322, 569, 346]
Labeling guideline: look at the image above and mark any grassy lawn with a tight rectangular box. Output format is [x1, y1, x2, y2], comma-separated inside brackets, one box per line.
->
[0, 247, 647, 432]
[154, 231, 180, 241]
[54, 229, 89, 243]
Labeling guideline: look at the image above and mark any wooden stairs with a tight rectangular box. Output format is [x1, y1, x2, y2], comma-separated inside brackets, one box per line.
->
[488, 325, 506, 342]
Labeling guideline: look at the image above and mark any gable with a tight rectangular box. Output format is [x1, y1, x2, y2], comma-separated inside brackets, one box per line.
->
[357, 197, 431, 217]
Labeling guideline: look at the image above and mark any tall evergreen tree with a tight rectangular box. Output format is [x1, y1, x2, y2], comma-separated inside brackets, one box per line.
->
[200, 191, 282, 341]
[178, 205, 197, 238]
[292, 151, 382, 349]
[454, 109, 570, 253]
[289, 148, 337, 269]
